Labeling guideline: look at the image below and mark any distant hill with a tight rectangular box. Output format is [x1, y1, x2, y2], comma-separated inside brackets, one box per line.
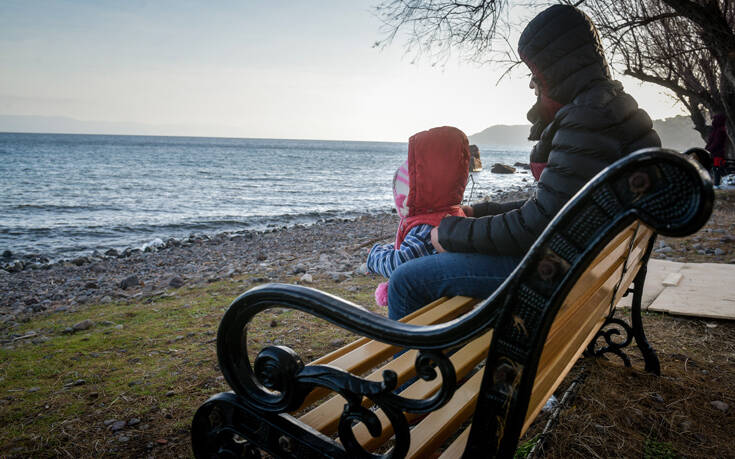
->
[652, 115, 705, 151]
[468, 124, 534, 148]
[469, 115, 705, 151]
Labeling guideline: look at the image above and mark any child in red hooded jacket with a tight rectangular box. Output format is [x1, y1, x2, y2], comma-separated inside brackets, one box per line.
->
[366, 126, 469, 305]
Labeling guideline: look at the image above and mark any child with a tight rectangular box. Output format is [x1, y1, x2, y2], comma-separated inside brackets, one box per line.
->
[367, 126, 470, 306]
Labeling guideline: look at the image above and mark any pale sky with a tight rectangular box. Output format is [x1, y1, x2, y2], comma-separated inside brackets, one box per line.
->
[0, 0, 686, 142]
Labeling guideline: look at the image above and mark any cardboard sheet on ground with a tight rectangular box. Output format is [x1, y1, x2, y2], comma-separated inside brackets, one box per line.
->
[617, 259, 735, 320]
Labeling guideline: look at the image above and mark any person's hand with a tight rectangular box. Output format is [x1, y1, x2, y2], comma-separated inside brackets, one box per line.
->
[461, 205, 474, 217]
[430, 227, 446, 253]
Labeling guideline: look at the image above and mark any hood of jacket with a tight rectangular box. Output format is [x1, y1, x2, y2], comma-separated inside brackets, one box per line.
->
[406, 126, 469, 216]
[519, 5, 611, 140]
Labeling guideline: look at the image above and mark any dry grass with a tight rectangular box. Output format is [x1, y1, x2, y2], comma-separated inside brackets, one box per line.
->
[523, 314, 735, 458]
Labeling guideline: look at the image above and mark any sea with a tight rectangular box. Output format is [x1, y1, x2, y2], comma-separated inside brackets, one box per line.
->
[0, 133, 533, 262]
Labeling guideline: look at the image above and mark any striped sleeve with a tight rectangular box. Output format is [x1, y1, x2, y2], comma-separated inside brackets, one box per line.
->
[366, 224, 436, 278]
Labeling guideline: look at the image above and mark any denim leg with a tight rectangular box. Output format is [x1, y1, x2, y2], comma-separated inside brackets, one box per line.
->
[387, 252, 522, 321]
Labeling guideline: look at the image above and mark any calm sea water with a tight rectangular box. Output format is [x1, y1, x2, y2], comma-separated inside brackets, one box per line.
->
[0, 133, 531, 261]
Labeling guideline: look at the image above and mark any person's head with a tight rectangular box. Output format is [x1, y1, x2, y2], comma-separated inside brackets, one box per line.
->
[519, 5, 610, 138]
[395, 126, 469, 217]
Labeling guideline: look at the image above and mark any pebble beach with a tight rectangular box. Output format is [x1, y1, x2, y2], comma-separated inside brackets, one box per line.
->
[3, 186, 734, 341]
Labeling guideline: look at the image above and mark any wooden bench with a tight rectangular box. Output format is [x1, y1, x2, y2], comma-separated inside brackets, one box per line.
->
[191, 148, 713, 458]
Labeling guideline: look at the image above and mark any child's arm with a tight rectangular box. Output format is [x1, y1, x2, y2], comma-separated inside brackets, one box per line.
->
[366, 224, 435, 277]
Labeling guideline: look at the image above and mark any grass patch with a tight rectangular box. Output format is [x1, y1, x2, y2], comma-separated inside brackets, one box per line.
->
[0, 273, 379, 457]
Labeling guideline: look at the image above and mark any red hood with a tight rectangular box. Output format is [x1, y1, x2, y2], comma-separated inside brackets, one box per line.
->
[407, 126, 469, 216]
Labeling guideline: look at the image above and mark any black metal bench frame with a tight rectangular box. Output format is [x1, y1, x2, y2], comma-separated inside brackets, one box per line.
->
[191, 148, 713, 458]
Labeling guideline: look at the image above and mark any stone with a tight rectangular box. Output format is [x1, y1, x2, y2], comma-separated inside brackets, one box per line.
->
[513, 162, 531, 169]
[256, 253, 267, 261]
[128, 418, 140, 426]
[291, 263, 307, 275]
[491, 163, 516, 174]
[650, 393, 665, 403]
[104, 419, 116, 426]
[300, 273, 313, 284]
[329, 272, 348, 282]
[84, 281, 98, 290]
[72, 319, 93, 331]
[105, 248, 120, 257]
[110, 420, 126, 432]
[714, 248, 726, 256]
[71, 257, 88, 266]
[356, 263, 369, 275]
[1, 250, 12, 258]
[168, 276, 185, 288]
[118, 435, 129, 442]
[5, 260, 24, 273]
[711, 400, 729, 412]
[119, 275, 140, 289]
[270, 319, 278, 327]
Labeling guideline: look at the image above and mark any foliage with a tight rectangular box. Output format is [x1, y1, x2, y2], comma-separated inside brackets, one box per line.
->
[643, 437, 678, 459]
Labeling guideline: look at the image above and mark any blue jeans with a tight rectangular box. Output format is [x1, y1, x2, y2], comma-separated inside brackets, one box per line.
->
[387, 252, 522, 320]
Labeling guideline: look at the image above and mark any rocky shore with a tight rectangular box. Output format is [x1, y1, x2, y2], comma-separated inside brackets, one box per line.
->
[0, 212, 396, 329]
[3, 186, 733, 335]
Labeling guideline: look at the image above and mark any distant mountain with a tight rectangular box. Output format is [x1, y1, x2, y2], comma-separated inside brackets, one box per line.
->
[652, 115, 705, 151]
[468, 124, 534, 148]
[469, 115, 705, 151]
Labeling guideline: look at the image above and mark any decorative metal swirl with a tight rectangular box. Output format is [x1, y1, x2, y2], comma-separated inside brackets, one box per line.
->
[215, 289, 460, 459]
[585, 318, 634, 367]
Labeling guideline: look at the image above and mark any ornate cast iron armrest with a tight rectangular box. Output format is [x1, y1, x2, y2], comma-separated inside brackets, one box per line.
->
[214, 283, 506, 458]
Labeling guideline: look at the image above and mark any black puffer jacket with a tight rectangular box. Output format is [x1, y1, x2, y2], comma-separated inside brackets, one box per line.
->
[438, 5, 661, 256]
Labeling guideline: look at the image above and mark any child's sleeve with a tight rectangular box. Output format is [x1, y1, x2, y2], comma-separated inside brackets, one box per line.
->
[366, 224, 436, 278]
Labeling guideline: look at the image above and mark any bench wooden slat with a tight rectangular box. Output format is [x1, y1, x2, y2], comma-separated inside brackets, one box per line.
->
[559, 224, 637, 313]
[298, 295, 478, 409]
[522, 227, 654, 432]
[308, 296, 452, 366]
[438, 426, 470, 459]
[545, 224, 651, 347]
[400, 371, 484, 458]
[348, 330, 493, 450]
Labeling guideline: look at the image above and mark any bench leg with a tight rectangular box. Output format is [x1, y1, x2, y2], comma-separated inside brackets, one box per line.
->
[629, 264, 661, 375]
[586, 265, 661, 375]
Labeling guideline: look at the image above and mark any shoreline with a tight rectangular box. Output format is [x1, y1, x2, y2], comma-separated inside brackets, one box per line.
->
[1, 182, 536, 273]
[0, 187, 535, 329]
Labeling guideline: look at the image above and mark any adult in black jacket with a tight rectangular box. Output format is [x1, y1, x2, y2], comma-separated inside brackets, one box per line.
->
[387, 5, 661, 320]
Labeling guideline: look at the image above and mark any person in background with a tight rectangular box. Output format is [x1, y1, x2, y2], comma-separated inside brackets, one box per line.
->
[366, 126, 469, 314]
[469, 144, 483, 171]
[706, 113, 728, 186]
[387, 5, 661, 320]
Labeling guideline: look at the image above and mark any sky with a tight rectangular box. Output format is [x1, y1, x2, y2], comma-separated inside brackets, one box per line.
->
[0, 0, 687, 142]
